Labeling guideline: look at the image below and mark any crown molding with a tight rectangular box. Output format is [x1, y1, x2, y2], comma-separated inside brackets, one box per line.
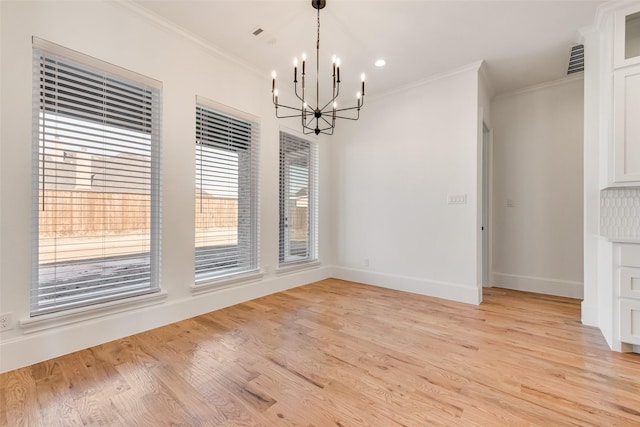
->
[369, 60, 484, 102]
[113, 0, 264, 80]
[594, 0, 638, 30]
[493, 73, 584, 101]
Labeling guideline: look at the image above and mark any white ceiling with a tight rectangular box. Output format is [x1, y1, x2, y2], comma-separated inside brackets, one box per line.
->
[131, 0, 604, 97]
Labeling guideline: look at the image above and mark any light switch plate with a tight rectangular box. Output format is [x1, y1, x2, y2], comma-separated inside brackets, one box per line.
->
[448, 194, 467, 205]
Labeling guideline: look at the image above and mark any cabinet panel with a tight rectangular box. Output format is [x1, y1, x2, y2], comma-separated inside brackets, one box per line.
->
[620, 299, 640, 345]
[614, 4, 640, 68]
[620, 267, 640, 299]
[613, 65, 640, 183]
[620, 243, 640, 267]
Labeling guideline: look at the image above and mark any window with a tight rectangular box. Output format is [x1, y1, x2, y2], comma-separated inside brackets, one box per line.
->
[195, 98, 259, 282]
[32, 38, 162, 316]
[279, 131, 318, 265]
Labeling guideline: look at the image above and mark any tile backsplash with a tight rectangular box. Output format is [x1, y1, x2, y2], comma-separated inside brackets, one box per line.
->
[601, 187, 640, 241]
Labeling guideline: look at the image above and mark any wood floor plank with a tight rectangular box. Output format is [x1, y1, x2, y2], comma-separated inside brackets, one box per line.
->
[2, 279, 640, 426]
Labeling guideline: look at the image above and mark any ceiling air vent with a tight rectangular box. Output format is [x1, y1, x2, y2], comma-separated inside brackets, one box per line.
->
[567, 44, 584, 75]
[252, 27, 264, 36]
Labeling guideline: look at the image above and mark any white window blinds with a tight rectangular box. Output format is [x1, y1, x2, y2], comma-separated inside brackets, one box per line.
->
[195, 98, 259, 282]
[279, 131, 318, 265]
[32, 38, 162, 316]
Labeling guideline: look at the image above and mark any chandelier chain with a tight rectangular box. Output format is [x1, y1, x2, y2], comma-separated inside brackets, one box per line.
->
[316, 5, 320, 108]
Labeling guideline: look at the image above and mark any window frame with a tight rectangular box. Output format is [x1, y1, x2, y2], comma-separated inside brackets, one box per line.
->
[194, 96, 260, 285]
[278, 130, 318, 267]
[31, 37, 162, 316]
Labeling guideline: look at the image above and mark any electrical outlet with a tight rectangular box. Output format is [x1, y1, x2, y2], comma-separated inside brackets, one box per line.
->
[0, 313, 13, 331]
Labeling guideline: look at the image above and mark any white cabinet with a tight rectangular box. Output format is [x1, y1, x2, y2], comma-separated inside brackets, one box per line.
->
[587, 2, 640, 355]
[611, 4, 640, 186]
[614, 5, 640, 69]
[613, 65, 640, 183]
[616, 244, 640, 346]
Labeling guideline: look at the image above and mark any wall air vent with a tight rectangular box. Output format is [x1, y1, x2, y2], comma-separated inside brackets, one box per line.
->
[567, 44, 584, 75]
[252, 27, 264, 36]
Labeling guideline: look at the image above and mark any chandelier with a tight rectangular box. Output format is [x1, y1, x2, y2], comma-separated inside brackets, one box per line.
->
[271, 0, 365, 136]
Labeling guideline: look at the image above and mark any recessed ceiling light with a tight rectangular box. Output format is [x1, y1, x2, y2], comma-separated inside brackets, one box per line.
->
[375, 59, 386, 67]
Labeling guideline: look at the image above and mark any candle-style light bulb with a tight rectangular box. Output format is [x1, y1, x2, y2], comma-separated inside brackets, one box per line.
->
[357, 91, 362, 107]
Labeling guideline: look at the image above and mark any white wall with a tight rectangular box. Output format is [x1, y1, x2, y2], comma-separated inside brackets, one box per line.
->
[0, 0, 336, 373]
[331, 64, 483, 305]
[491, 76, 584, 298]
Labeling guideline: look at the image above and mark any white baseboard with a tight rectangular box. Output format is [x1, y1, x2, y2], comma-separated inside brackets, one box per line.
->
[491, 272, 583, 299]
[0, 266, 334, 374]
[333, 267, 482, 305]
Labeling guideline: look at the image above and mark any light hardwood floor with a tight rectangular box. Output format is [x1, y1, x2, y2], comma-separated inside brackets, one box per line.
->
[2, 278, 640, 426]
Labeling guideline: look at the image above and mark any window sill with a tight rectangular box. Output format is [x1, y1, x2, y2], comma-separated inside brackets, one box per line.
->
[191, 270, 264, 295]
[276, 260, 321, 276]
[20, 290, 168, 334]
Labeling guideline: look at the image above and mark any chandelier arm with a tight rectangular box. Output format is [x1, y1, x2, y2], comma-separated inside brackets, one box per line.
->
[303, 123, 328, 134]
[277, 112, 308, 119]
[307, 124, 330, 134]
[319, 115, 333, 127]
[316, 123, 335, 133]
[293, 81, 307, 105]
[304, 124, 335, 136]
[304, 115, 316, 129]
[334, 114, 360, 121]
[334, 105, 361, 113]
[275, 103, 305, 112]
[319, 81, 340, 112]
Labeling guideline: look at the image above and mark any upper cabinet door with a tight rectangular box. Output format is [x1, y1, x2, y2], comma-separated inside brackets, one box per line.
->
[613, 65, 640, 184]
[614, 5, 640, 69]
